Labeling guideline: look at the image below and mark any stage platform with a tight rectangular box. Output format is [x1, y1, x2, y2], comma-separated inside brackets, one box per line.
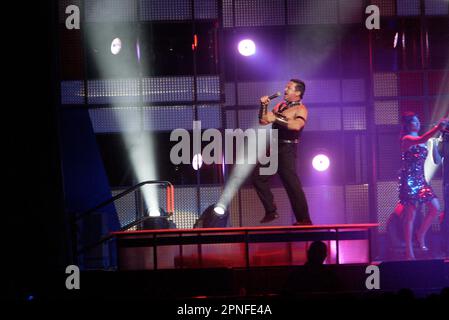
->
[111, 223, 378, 270]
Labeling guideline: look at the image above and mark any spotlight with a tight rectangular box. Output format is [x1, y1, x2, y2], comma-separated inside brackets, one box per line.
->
[140, 216, 170, 230]
[111, 37, 122, 55]
[192, 153, 203, 170]
[312, 154, 330, 172]
[213, 203, 226, 215]
[140, 208, 176, 230]
[238, 39, 256, 56]
[194, 204, 229, 228]
[147, 207, 161, 217]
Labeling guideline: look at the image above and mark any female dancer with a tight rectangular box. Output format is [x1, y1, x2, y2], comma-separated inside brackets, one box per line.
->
[399, 112, 447, 260]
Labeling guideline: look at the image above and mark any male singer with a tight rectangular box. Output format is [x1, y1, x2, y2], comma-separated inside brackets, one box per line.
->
[252, 79, 312, 225]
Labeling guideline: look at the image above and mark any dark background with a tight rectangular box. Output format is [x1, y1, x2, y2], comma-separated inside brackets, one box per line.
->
[6, 0, 67, 300]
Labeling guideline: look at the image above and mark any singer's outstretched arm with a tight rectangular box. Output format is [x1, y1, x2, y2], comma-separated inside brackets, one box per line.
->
[401, 118, 448, 151]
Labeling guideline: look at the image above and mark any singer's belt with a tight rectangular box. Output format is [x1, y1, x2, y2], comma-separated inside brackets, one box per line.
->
[278, 139, 299, 144]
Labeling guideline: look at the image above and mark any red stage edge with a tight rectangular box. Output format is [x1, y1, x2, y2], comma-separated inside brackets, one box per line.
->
[111, 223, 378, 270]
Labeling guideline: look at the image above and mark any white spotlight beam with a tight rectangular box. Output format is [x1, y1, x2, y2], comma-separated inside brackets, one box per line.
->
[86, 26, 160, 216]
[217, 122, 274, 210]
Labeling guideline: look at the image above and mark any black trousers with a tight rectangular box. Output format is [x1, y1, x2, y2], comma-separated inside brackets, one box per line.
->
[252, 142, 311, 223]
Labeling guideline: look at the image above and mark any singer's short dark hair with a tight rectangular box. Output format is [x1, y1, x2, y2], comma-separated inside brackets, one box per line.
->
[290, 79, 305, 99]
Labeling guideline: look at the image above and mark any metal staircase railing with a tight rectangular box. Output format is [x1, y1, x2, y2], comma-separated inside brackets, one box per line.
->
[70, 180, 174, 264]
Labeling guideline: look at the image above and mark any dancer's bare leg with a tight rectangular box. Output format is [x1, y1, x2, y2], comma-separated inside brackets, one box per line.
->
[416, 198, 440, 250]
[403, 204, 416, 260]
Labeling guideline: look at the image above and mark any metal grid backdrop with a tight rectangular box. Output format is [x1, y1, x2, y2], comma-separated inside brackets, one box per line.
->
[58, 0, 449, 25]
[88, 104, 222, 132]
[368, 0, 447, 16]
[136, 184, 367, 228]
[222, 0, 364, 27]
[58, 0, 448, 233]
[80, 0, 218, 22]
[221, 0, 447, 28]
[61, 76, 221, 106]
[230, 184, 369, 227]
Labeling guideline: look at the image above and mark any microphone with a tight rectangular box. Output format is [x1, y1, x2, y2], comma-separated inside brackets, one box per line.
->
[259, 92, 280, 119]
[268, 92, 281, 100]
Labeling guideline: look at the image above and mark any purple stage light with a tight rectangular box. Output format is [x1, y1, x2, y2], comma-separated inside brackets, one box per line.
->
[238, 39, 256, 56]
[312, 154, 330, 172]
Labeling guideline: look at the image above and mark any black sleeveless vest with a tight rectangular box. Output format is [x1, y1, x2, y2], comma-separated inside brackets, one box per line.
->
[272, 101, 304, 141]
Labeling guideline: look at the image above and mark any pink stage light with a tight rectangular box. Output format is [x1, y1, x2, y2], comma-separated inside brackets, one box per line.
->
[312, 154, 330, 172]
[238, 39, 256, 56]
